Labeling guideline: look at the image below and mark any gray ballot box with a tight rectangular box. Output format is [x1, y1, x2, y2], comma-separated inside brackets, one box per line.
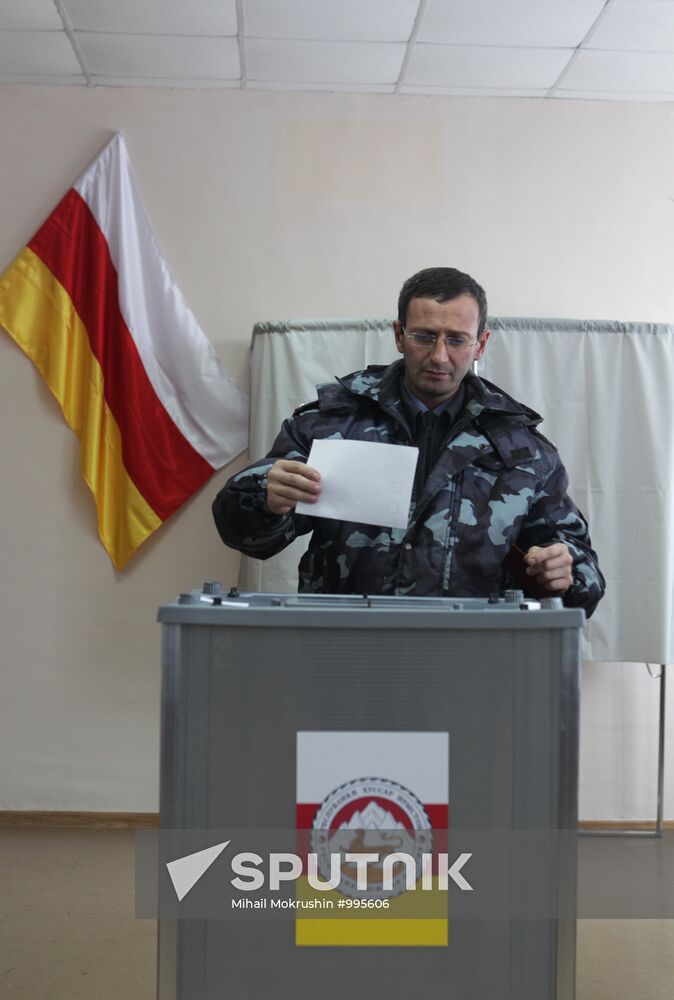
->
[156, 588, 583, 1000]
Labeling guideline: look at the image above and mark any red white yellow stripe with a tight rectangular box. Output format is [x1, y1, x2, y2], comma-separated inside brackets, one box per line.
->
[296, 731, 449, 947]
[0, 134, 248, 569]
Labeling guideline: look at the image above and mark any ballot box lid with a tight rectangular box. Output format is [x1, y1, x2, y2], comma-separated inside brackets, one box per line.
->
[158, 586, 585, 631]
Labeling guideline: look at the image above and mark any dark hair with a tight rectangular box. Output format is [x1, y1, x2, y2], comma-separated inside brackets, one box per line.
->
[397, 267, 488, 333]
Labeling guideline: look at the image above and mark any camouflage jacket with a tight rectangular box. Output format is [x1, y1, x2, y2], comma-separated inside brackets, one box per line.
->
[212, 360, 605, 616]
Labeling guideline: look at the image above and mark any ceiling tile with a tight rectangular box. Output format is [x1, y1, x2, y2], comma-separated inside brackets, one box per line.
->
[0, 30, 81, 75]
[248, 80, 396, 93]
[401, 84, 549, 98]
[418, 0, 606, 47]
[245, 0, 418, 42]
[0, 74, 85, 85]
[63, 0, 238, 36]
[1, 0, 674, 101]
[247, 39, 406, 84]
[554, 88, 674, 102]
[92, 76, 241, 89]
[405, 44, 573, 89]
[562, 49, 674, 92]
[76, 34, 240, 80]
[587, 1, 674, 52]
[0, 0, 63, 30]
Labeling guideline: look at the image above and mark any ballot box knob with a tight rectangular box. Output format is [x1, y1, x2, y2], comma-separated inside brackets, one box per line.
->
[504, 589, 525, 604]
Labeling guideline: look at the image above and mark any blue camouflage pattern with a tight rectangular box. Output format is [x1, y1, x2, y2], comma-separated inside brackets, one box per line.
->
[212, 360, 605, 616]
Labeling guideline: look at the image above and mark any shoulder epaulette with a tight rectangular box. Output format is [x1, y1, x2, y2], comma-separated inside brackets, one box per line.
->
[530, 426, 559, 452]
[292, 399, 320, 417]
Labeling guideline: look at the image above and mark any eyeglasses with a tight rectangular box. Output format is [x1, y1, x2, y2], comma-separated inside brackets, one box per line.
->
[401, 327, 479, 353]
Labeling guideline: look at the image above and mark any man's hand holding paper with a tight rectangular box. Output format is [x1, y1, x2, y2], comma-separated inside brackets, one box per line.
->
[293, 439, 418, 530]
[266, 459, 322, 515]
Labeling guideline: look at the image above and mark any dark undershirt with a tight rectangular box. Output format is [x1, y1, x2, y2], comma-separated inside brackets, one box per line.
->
[400, 377, 466, 495]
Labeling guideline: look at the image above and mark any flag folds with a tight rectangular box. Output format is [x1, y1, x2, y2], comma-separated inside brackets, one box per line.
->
[0, 133, 248, 569]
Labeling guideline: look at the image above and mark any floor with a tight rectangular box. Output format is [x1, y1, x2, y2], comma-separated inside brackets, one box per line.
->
[1, 827, 673, 999]
[1, 828, 155, 1000]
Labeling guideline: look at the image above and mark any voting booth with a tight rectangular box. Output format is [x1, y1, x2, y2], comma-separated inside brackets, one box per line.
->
[157, 588, 583, 1000]
[242, 316, 674, 664]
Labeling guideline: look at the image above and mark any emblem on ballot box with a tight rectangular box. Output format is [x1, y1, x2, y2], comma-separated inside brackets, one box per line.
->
[311, 777, 433, 898]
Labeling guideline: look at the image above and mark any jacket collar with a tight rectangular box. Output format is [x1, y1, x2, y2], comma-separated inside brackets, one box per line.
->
[316, 361, 549, 517]
[331, 360, 542, 428]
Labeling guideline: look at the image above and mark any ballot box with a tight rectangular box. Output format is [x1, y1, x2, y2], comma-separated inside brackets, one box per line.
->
[156, 588, 583, 1000]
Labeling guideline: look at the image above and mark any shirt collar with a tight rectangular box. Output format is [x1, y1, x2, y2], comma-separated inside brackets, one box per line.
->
[400, 376, 466, 421]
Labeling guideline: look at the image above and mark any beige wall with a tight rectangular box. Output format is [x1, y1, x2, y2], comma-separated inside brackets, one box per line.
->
[0, 85, 672, 815]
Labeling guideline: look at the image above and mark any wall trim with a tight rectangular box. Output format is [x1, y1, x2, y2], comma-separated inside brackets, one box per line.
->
[0, 811, 159, 829]
[0, 812, 671, 831]
[579, 819, 673, 831]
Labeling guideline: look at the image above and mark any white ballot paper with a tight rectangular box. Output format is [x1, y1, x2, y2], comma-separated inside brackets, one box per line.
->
[295, 438, 419, 530]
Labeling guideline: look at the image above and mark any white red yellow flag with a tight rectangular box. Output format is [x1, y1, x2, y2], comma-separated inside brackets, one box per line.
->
[296, 731, 449, 947]
[0, 133, 248, 569]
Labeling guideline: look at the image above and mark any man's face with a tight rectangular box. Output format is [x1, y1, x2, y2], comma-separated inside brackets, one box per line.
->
[393, 294, 490, 409]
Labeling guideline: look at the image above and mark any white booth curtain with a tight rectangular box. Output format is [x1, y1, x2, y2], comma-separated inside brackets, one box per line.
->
[239, 317, 674, 664]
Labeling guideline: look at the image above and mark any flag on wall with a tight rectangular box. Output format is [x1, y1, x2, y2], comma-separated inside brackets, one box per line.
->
[0, 132, 248, 569]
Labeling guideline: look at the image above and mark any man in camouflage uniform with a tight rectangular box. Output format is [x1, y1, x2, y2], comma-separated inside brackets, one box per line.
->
[213, 267, 604, 616]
